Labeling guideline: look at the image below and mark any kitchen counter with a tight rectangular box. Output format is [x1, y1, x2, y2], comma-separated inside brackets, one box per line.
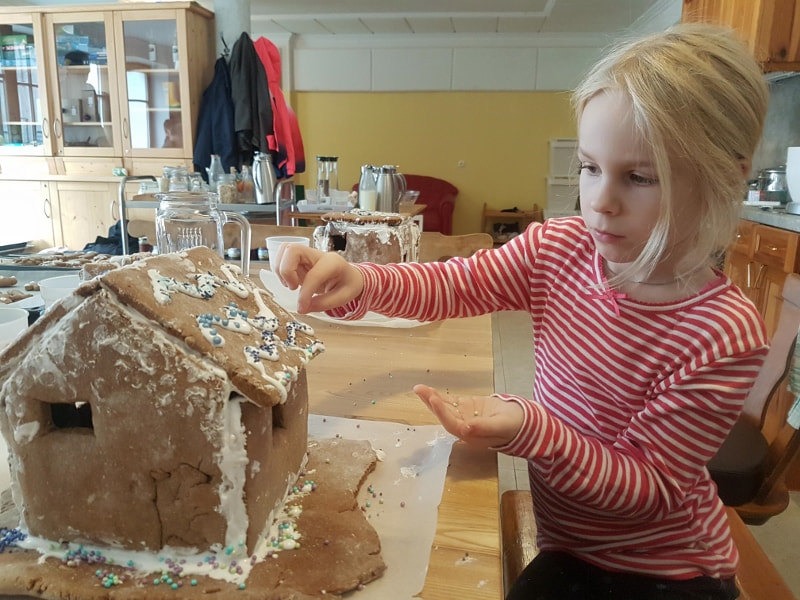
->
[740, 205, 800, 233]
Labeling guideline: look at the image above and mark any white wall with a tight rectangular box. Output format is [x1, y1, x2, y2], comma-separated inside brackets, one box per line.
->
[256, 32, 608, 93]
[248, 0, 682, 94]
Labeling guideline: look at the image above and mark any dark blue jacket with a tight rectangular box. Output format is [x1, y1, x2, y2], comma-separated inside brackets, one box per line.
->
[193, 57, 237, 179]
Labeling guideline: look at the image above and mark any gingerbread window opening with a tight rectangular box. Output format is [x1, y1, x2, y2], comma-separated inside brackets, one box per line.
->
[272, 403, 285, 429]
[331, 234, 347, 252]
[50, 401, 94, 431]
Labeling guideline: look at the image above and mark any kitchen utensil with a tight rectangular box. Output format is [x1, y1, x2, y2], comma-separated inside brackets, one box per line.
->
[376, 165, 407, 213]
[155, 191, 251, 276]
[757, 165, 788, 205]
[253, 151, 277, 205]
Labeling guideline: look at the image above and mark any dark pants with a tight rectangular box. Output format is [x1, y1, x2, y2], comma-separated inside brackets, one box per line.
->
[506, 551, 739, 600]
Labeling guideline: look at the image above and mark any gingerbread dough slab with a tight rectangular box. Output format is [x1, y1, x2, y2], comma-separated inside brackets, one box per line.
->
[0, 439, 386, 600]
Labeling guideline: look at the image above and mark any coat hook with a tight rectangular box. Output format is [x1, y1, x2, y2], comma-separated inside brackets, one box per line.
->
[220, 34, 230, 58]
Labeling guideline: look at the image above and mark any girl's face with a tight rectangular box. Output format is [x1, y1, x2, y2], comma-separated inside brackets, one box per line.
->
[577, 91, 693, 271]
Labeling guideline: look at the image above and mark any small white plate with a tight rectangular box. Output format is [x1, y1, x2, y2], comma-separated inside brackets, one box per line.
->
[12, 292, 44, 310]
[294, 202, 353, 213]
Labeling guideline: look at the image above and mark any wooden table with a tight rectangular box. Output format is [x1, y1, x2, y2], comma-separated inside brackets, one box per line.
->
[285, 203, 426, 226]
[301, 313, 501, 599]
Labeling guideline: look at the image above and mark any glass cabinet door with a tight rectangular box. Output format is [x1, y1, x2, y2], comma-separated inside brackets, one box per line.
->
[116, 13, 183, 156]
[0, 15, 48, 156]
[46, 13, 120, 157]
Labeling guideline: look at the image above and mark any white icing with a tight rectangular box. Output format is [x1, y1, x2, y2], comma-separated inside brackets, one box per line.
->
[216, 395, 250, 554]
[13, 421, 39, 444]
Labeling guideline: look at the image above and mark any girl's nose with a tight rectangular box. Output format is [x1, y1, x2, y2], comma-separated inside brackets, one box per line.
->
[588, 178, 620, 215]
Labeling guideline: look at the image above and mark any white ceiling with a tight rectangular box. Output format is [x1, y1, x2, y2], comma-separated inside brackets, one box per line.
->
[0, 0, 681, 37]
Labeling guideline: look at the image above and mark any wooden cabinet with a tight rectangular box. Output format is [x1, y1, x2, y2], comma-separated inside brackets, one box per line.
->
[682, 0, 800, 72]
[723, 220, 800, 489]
[0, 2, 213, 251]
[0, 13, 52, 158]
[0, 180, 55, 249]
[724, 221, 800, 336]
[0, 2, 214, 176]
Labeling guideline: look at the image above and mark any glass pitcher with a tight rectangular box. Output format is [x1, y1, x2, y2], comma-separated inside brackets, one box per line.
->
[155, 192, 251, 276]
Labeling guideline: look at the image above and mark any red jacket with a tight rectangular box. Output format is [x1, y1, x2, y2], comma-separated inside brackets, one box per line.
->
[253, 37, 305, 177]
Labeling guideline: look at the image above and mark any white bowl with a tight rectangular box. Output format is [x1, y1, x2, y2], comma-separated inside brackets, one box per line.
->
[0, 306, 28, 351]
[39, 274, 81, 308]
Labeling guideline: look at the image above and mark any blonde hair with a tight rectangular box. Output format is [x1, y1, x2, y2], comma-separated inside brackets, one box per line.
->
[572, 23, 768, 284]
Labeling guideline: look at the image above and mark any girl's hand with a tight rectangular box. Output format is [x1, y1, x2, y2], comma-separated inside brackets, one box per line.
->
[414, 384, 524, 449]
[274, 244, 365, 313]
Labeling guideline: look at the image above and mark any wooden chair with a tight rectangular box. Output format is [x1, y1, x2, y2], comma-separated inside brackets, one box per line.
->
[418, 231, 493, 262]
[404, 175, 459, 235]
[708, 273, 800, 524]
[500, 489, 794, 600]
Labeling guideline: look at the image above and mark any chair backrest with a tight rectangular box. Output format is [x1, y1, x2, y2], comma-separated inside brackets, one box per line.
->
[402, 175, 458, 235]
[418, 231, 494, 262]
[713, 272, 800, 523]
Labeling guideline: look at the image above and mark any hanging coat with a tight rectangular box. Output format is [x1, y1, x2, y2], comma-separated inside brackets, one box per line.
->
[229, 32, 273, 165]
[253, 36, 306, 177]
[193, 57, 237, 178]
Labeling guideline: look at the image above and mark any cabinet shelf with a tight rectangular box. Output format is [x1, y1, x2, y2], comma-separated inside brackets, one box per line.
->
[63, 121, 112, 126]
[482, 203, 543, 244]
[3, 121, 39, 126]
[61, 63, 108, 70]
[129, 67, 179, 74]
[0, 64, 38, 71]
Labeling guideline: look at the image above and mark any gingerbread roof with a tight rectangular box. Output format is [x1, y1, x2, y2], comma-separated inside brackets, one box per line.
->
[0, 246, 323, 408]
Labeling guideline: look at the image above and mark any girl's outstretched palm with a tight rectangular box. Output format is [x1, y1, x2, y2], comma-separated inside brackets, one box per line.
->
[414, 384, 524, 449]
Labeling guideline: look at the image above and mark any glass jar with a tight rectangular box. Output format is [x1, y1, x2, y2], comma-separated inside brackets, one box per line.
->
[238, 165, 255, 203]
[168, 166, 189, 191]
[217, 173, 238, 204]
[316, 155, 339, 204]
[155, 191, 251, 276]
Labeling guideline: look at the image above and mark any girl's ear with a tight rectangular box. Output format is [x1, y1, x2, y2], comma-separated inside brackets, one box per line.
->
[738, 157, 752, 177]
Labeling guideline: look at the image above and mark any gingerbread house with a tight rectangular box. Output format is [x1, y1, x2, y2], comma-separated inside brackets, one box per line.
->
[313, 209, 420, 264]
[0, 246, 323, 556]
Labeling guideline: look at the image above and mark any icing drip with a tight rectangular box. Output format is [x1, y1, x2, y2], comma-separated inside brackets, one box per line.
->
[252, 288, 277, 320]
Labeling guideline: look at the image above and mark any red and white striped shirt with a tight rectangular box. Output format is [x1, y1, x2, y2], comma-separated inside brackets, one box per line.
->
[333, 216, 768, 581]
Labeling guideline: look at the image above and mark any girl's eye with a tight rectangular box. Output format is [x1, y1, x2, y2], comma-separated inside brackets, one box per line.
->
[631, 173, 658, 185]
[578, 163, 598, 175]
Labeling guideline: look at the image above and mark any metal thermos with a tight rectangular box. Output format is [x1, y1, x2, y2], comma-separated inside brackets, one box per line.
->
[253, 151, 276, 205]
[376, 165, 406, 212]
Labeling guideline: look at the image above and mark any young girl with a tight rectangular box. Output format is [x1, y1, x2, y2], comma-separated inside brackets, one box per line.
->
[275, 23, 769, 600]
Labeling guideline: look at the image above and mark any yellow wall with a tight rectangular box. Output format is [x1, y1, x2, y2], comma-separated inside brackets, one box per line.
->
[292, 91, 576, 235]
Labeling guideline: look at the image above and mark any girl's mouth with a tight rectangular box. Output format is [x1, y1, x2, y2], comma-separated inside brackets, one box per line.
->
[592, 229, 624, 244]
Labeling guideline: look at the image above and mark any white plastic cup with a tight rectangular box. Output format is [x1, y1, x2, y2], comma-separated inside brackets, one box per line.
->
[39, 274, 81, 308]
[266, 236, 310, 266]
[0, 307, 28, 351]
